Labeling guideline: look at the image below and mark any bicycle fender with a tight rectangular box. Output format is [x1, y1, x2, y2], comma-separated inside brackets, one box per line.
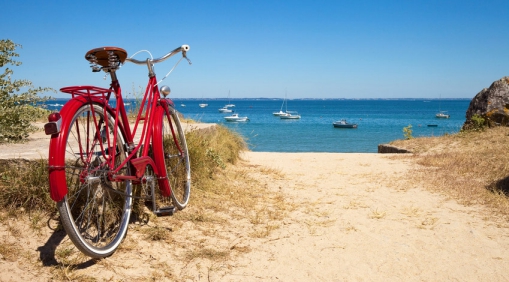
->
[152, 103, 172, 197]
[47, 96, 117, 202]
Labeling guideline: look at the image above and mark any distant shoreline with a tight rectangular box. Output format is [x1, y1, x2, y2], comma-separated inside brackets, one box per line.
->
[44, 97, 473, 101]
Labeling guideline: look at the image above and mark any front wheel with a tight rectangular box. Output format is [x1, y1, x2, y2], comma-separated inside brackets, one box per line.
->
[153, 103, 191, 210]
[55, 103, 132, 258]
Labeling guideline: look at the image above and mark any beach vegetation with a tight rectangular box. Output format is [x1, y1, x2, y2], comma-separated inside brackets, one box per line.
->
[0, 123, 291, 278]
[0, 159, 53, 214]
[403, 124, 413, 140]
[389, 126, 509, 221]
[369, 208, 387, 219]
[469, 114, 486, 131]
[0, 39, 54, 143]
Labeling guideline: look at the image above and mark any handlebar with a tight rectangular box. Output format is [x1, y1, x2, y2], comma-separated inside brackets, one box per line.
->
[125, 45, 191, 66]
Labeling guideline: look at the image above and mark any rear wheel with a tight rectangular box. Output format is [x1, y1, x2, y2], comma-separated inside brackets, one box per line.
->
[154, 104, 191, 210]
[56, 103, 132, 258]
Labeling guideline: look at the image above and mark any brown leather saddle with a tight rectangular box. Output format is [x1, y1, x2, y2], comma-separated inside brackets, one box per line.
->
[85, 47, 127, 70]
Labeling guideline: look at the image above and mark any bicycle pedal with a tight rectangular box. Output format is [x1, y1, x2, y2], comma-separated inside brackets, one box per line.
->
[154, 206, 176, 217]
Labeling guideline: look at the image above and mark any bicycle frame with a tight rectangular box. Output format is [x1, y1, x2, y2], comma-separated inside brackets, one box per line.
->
[47, 46, 189, 202]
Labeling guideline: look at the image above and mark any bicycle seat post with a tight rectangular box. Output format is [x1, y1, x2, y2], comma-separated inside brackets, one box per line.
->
[109, 69, 119, 82]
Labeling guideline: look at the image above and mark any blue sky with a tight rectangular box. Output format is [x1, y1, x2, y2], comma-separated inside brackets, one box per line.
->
[2, 0, 508, 99]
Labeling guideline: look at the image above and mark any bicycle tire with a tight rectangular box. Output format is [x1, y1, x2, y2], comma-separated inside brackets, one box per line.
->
[153, 103, 191, 210]
[56, 103, 132, 258]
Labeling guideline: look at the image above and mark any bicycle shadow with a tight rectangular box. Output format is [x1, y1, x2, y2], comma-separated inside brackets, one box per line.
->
[37, 211, 150, 268]
[37, 213, 96, 269]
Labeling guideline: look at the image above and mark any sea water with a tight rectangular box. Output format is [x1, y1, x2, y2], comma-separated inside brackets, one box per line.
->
[44, 98, 471, 153]
[174, 98, 470, 153]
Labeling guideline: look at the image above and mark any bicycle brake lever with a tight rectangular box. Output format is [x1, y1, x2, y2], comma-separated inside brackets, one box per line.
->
[183, 54, 192, 65]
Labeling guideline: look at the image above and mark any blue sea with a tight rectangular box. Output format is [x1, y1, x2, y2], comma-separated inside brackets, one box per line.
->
[45, 98, 471, 153]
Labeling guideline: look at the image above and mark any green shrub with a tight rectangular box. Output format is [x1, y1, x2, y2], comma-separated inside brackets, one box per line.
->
[461, 114, 486, 133]
[403, 124, 413, 140]
[471, 114, 486, 131]
[0, 39, 54, 143]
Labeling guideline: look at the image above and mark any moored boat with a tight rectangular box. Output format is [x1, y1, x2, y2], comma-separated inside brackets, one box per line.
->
[273, 110, 287, 116]
[224, 113, 249, 122]
[273, 94, 288, 116]
[333, 119, 357, 128]
[219, 107, 233, 113]
[280, 111, 301, 119]
[224, 90, 235, 108]
[435, 111, 450, 118]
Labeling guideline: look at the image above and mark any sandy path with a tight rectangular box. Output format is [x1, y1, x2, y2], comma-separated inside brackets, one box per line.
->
[219, 152, 509, 281]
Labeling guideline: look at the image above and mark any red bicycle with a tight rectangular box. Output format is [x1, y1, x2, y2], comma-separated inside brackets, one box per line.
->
[44, 45, 192, 258]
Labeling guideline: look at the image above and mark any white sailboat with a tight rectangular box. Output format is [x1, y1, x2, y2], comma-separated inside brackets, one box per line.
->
[436, 111, 450, 118]
[273, 94, 288, 116]
[199, 95, 208, 107]
[225, 90, 235, 108]
[280, 111, 301, 119]
[435, 95, 450, 118]
[219, 90, 235, 111]
[277, 92, 300, 119]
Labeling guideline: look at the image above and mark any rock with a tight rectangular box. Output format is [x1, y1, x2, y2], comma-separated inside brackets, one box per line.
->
[462, 77, 509, 130]
[377, 144, 411, 154]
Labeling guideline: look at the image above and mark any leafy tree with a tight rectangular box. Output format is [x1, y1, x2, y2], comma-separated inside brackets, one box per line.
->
[0, 39, 54, 143]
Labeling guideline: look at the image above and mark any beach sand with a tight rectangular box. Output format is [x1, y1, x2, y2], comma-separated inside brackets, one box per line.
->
[1, 130, 509, 281]
[222, 152, 509, 281]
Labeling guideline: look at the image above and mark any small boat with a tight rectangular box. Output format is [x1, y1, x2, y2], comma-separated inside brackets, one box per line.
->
[435, 95, 449, 118]
[273, 94, 288, 116]
[435, 111, 450, 118]
[427, 124, 438, 127]
[333, 119, 357, 128]
[199, 95, 208, 108]
[273, 110, 288, 116]
[276, 92, 300, 119]
[219, 107, 233, 113]
[181, 103, 186, 107]
[224, 90, 235, 108]
[224, 113, 249, 122]
[280, 112, 301, 119]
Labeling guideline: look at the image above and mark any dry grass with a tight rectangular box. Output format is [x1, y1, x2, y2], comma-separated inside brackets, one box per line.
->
[0, 123, 292, 279]
[390, 126, 509, 221]
[369, 208, 387, 219]
[0, 159, 54, 214]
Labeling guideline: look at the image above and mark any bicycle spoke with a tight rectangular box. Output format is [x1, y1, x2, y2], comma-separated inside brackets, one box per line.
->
[57, 103, 132, 258]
